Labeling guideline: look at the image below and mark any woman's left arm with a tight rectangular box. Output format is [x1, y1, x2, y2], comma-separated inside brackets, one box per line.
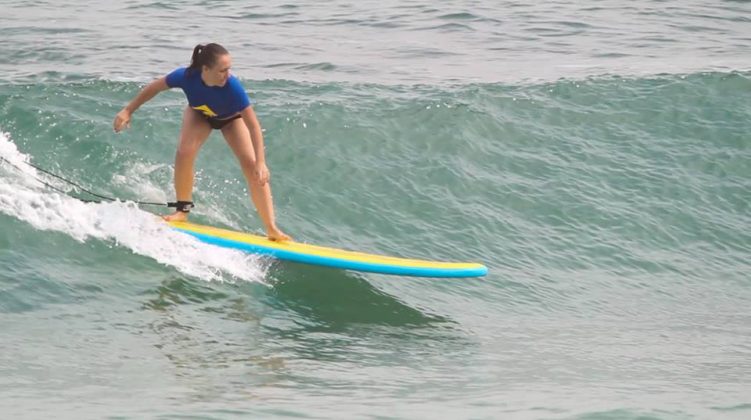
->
[241, 106, 266, 163]
[241, 106, 269, 184]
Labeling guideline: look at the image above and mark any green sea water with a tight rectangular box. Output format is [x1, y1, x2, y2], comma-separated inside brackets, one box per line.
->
[1, 1, 750, 419]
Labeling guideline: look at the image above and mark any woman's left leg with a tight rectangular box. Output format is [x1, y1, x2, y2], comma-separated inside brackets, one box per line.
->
[221, 118, 290, 241]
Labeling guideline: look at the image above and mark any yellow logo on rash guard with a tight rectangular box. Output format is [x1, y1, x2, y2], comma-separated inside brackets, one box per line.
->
[193, 104, 217, 117]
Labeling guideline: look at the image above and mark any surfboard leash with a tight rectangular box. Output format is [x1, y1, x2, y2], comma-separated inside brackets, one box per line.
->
[0, 155, 169, 207]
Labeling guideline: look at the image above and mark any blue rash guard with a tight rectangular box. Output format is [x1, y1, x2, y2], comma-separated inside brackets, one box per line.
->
[165, 67, 253, 120]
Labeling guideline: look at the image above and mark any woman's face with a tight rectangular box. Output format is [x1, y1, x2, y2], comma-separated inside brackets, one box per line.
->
[202, 54, 232, 87]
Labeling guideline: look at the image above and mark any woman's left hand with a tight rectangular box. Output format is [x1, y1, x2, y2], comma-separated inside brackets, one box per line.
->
[253, 161, 270, 185]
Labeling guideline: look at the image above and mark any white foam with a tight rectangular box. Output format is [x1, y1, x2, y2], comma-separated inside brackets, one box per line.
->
[0, 131, 268, 284]
[112, 161, 170, 204]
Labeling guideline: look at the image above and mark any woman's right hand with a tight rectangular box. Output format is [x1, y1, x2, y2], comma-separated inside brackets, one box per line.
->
[113, 109, 132, 132]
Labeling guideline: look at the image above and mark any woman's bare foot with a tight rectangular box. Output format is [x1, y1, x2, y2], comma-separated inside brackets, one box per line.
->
[162, 211, 189, 222]
[267, 226, 291, 242]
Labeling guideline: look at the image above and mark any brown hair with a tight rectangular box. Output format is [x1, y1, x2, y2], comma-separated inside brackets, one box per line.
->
[187, 43, 229, 73]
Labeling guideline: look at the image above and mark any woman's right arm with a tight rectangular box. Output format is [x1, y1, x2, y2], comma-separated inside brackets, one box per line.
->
[113, 77, 170, 132]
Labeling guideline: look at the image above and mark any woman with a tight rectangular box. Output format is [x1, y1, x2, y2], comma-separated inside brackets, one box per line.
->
[113, 43, 290, 241]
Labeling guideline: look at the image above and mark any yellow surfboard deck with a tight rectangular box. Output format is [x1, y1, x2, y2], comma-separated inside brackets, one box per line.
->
[168, 221, 487, 278]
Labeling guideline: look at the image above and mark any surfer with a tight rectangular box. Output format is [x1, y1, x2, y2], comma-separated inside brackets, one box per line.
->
[113, 43, 290, 241]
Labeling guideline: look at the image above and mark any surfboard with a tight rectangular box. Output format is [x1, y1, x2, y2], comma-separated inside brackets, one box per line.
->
[167, 221, 487, 278]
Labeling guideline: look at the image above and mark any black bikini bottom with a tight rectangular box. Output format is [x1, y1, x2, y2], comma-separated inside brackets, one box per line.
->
[203, 113, 241, 130]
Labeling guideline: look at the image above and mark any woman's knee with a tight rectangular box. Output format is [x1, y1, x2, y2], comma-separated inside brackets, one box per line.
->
[175, 144, 200, 162]
[237, 154, 256, 172]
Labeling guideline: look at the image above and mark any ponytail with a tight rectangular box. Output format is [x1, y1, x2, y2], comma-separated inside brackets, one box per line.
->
[187, 43, 229, 74]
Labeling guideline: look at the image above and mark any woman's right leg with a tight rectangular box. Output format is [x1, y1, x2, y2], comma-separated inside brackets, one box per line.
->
[163, 107, 213, 222]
